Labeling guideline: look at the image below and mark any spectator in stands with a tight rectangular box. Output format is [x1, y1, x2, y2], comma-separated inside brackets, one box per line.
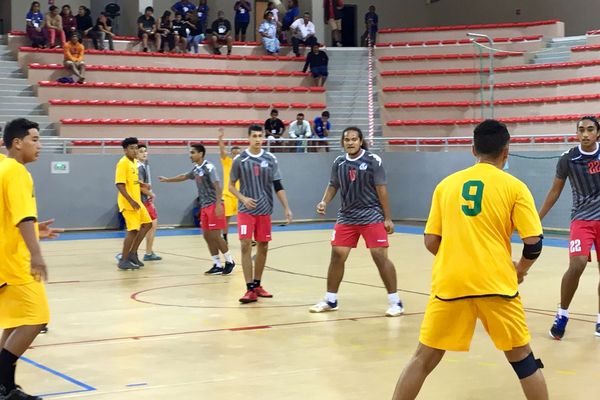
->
[210, 11, 233, 55]
[172, 0, 197, 15]
[158, 11, 173, 52]
[290, 12, 317, 57]
[259, 11, 280, 55]
[362, 5, 378, 46]
[282, 0, 300, 43]
[233, 0, 252, 42]
[185, 11, 205, 54]
[90, 12, 115, 51]
[197, 0, 210, 32]
[324, 0, 344, 47]
[303, 43, 328, 86]
[75, 6, 93, 42]
[288, 113, 313, 153]
[312, 111, 331, 152]
[267, 2, 280, 24]
[170, 13, 188, 52]
[138, 6, 162, 53]
[264, 109, 286, 152]
[26, 2, 46, 48]
[44, 5, 66, 48]
[63, 33, 85, 83]
[60, 5, 77, 39]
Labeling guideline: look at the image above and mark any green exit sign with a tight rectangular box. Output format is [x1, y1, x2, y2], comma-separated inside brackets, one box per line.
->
[51, 161, 70, 174]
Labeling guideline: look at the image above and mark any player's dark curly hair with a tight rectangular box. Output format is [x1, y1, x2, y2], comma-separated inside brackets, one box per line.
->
[121, 137, 138, 149]
[473, 119, 510, 158]
[341, 126, 368, 150]
[577, 115, 600, 131]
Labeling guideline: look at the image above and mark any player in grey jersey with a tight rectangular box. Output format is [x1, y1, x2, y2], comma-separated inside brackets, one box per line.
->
[309, 127, 404, 316]
[159, 144, 236, 276]
[539, 116, 600, 339]
[229, 124, 293, 304]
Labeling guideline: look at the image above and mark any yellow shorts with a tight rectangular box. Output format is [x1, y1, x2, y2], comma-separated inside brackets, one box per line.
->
[122, 207, 152, 231]
[0, 281, 50, 329]
[419, 295, 530, 352]
[223, 194, 238, 217]
[328, 18, 342, 31]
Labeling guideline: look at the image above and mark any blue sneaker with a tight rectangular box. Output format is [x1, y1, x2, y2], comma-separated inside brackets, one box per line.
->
[549, 314, 569, 340]
[143, 252, 162, 261]
[595, 323, 600, 337]
[309, 299, 338, 313]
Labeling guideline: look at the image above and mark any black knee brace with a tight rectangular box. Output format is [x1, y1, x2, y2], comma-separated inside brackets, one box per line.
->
[510, 352, 544, 379]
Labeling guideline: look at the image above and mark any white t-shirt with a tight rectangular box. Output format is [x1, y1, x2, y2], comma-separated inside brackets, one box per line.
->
[290, 19, 315, 40]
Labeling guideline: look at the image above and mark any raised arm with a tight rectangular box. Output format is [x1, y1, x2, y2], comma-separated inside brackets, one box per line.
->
[218, 128, 228, 159]
[538, 177, 566, 220]
[158, 173, 188, 183]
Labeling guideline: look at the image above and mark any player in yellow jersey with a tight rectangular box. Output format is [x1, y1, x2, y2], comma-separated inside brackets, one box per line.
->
[218, 128, 241, 243]
[392, 120, 548, 400]
[0, 153, 5, 162]
[0, 118, 62, 400]
[115, 137, 152, 270]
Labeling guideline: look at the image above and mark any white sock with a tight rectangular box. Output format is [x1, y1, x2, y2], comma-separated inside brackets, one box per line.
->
[597, 314, 600, 324]
[211, 255, 222, 268]
[223, 251, 234, 263]
[326, 292, 337, 303]
[558, 308, 569, 318]
[388, 292, 400, 305]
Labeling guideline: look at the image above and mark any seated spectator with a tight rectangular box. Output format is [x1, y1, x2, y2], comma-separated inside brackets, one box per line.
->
[210, 11, 233, 55]
[138, 6, 162, 52]
[185, 11, 205, 53]
[44, 5, 66, 48]
[303, 43, 328, 86]
[259, 11, 280, 55]
[61, 5, 77, 39]
[63, 34, 85, 83]
[25, 2, 46, 48]
[172, 0, 197, 15]
[75, 6, 93, 42]
[288, 113, 312, 153]
[158, 11, 173, 52]
[170, 13, 188, 52]
[264, 109, 286, 152]
[281, 0, 300, 43]
[233, 0, 252, 42]
[311, 111, 331, 152]
[290, 12, 317, 57]
[362, 5, 378, 46]
[90, 12, 115, 50]
[197, 0, 210, 32]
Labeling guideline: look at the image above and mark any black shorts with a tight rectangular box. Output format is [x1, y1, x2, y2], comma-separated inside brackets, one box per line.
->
[235, 22, 249, 35]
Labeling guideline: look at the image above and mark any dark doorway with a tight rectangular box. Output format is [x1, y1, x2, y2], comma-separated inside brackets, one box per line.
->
[341, 4, 357, 47]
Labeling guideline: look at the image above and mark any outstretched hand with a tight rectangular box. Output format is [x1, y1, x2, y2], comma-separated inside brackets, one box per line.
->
[38, 219, 64, 239]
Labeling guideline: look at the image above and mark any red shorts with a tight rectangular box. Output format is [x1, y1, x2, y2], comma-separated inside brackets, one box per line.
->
[200, 203, 227, 231]
[237, 213, 272, 242]
[331, 223, 389, 248]
[143, 200, 158, 221]
[569, 220, 600, 259]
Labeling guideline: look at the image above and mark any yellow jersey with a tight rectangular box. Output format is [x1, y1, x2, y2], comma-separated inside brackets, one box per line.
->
[0, 158, 39, 285]
[425, 162, 542, 300]
[221, 156, 239, 196]
[0, 154, 6, 162]
[115, 156, 141, 211]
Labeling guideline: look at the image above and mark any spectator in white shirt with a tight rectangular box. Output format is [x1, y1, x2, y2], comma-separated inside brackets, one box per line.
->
[288, 113, 313, 153]
[289, 12, 318, 57]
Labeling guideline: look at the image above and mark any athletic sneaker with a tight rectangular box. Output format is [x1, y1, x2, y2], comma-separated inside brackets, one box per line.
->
[595, 323, 600, 337]
[549, 314, 569, 340]
[143, 252, 162, 261]
[2, 388, 42, 399]
[222, 261, 236, 275]
[204, 265, 223, 275]
[309, 299, 338, 313]
[39, 325, 48, 334]
[254, 286, 272, 298]
[115, 253, 122, 262]
[386, 301, 405, 317]
[239, 289, 258, 303]
[118, 259, 139, 270]
[128, 253, 144, 268]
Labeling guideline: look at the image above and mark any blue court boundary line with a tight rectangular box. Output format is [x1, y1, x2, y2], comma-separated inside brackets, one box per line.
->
[52, 222, 570, 248]
[20, 356, 96, 397]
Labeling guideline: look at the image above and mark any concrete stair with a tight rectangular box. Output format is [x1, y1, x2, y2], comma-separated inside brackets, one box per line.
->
[533, 35, 586, 64]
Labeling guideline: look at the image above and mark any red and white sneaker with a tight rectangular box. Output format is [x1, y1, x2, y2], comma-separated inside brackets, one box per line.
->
[254, 286, 273, 298]
[239, 290, 258, 304]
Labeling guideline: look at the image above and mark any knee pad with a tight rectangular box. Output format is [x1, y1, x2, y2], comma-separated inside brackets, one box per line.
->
[510, 352, 544, 379]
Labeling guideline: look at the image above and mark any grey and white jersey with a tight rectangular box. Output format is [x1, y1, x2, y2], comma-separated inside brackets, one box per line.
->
[186, 160, 220, 208]
[230, 150, 282, 215]
[330, 150, 386, 225]
[137, 161, 151, 203]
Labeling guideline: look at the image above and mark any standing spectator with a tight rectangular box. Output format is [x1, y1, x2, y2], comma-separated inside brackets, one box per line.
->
[185, 11, 205, 53]
[90, 12, 115, 51]
[138, 6, 161, 52]
[170, 13, 188, 52]
[264, 109, 286, 152]
[324, 0, 344, 47]
[158, 11, 173, 52]
[75, 6, 93, 42]
[267, 2, 280, 24]
[259, 11, 280, 55]
[25, 2, 46, 48]
[44, 5, 66, 48]
[63, 34, 85, 83]
[290, 12, 317, 57]
[363, 5, 378, 46]
[136, 144, 162, 262]
[60, 5, 77, 40]
[288, 113, 312, 153]
[282, 0, 300, 43]
[303, 43, 328, 86]
[233, 0, 252, 42]
[197, 0, 210, 32]
[312, 111, 331, 152]
[210, 11, 233, 55]
[172, 0, 197, 15]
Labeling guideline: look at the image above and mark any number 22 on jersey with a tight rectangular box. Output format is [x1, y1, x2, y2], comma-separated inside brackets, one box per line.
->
[461, 180, 484, 216]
